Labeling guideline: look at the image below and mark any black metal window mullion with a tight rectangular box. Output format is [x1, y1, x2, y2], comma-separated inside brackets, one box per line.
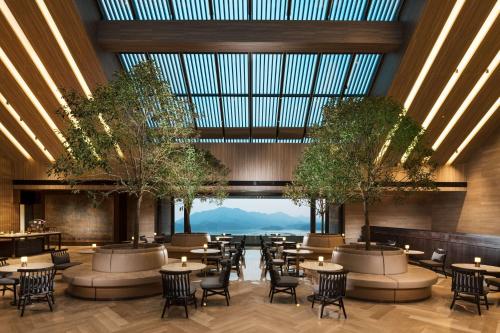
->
[214, 53, 226, 140]
[302, 54, 322, 141]
[179, 53, 198, 129]
[275, 53, 287, 142]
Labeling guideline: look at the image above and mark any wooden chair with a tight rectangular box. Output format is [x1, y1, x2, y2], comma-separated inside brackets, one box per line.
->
[201, 260, 231, 306]
[450, 267, 489, 315]
[0, 257, 18, 305]
[50, 249, 81, 272]
[419, 248, 447, 278]
[311, 271, 348, 319]
[18, 267, 56, 317]
[268, 266, 298, 304]
[160, 270, 197, 318]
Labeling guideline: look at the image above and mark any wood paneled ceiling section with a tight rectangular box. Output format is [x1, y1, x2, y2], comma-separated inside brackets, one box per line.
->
[388, 0, 500, 165]
[0, 0, 110, 164]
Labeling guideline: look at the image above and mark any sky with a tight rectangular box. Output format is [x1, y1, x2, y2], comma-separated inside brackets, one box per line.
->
[175, 198, 310, 218]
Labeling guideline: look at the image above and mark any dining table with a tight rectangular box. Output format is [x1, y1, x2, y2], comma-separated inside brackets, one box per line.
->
[0, 262, 54, 273]
[283, 249, 313, 277]
[161, 262, 207, 273]
[451, 263, 500, 274]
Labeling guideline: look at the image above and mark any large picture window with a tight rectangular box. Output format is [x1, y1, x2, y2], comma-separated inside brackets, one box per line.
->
[175, 198, 320, 235]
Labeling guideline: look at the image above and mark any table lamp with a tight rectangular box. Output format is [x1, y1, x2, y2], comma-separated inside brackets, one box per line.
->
[283, 237, 286, 241]
[318, 256, 324, 266]
[296, 243, 301, 251]
[404, 244, 410, 253]
[181, 256, 187, 267]
[474, 257, 481, 267]
[91, 243, 97, 249]
[20, 256, 28, 267]
[131, 236, 134, 241]
[154, 232, 157, 236]
[203, 243, 208, 252]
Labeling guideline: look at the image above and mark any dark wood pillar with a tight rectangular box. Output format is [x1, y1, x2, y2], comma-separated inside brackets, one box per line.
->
[328, 204, 345, 234]
[310, 199, 316, 233]
[113, 193, 128, 243]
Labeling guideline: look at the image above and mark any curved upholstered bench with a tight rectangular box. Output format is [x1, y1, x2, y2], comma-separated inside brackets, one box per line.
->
[301, 233, 345, 260]
[332, 245, 437, 302]
[165, 233, 211, 259]
[63, 244, 179, 300]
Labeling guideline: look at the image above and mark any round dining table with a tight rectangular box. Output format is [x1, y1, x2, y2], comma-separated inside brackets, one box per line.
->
[451, 263, 500, 274]
[161, 262, 207, 272]
[0, 262, 54, 273]
[283, 249, 313, 277]
[300, 261, 343, 272]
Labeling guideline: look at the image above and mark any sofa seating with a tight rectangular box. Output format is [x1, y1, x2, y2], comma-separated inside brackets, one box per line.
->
[63, 244, 178, 300]
[301, 233, 344, 260]
[165, 233, 211, 259]
[332, 245, 437, 302]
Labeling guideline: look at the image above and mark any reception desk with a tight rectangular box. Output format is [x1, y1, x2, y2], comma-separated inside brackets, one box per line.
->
[0, 232, 62, 257]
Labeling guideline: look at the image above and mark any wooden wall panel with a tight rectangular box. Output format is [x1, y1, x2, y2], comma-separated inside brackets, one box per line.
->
[0, 155, 18, 232]
[196, 143, 306, 181]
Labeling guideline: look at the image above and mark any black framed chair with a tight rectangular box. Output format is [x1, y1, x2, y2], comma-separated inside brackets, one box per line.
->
[311, 271, 348, 319]
[419, 248, 447, 278]
[450, 267, 489, 315]
[229, 248, 243, 277]
[160, 270, 197, 318]
[264, 249, 285, 275]
[50, 249, 82, 272]
[201, 260, 231, 306]
[486, 277, 500, 292]
[139, 235, 148, 243]
[206, 242, 223, 272]
[0, 257, 18, 305]
[18, 267, 56, 317]
[268, 266, 298, 304]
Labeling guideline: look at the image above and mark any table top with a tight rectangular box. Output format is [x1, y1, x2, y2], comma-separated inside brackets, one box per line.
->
[283, 249, 313, 255]
[161, 262, 206, 272]
[0, 231, 61, 238]
[300, 261, 343, 272]
[452, 263, 500, 273]
[190, 248, 220, 254]
[217, 236, 233, 241]
[78, 249, 97, 254]
[405, 250, 425, 255]
[0, 262, 54, 273]
[213, 240, 229, 245]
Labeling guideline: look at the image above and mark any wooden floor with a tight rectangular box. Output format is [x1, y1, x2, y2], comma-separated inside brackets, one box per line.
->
[1, 248, 499, 333]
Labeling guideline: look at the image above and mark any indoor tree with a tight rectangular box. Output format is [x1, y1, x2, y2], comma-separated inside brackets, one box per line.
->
[50, 60, 198, 248]
[173, 145, 229, 233]
[286, 97, 436, 250]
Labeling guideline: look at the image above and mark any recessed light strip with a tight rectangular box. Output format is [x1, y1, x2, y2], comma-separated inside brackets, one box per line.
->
[433, 52, 500, 150]
[401, 2, 499, 163]
[0, 91, 55, 162]
[375, 0, 466, 163]
[35, 0, 124, 159]
[0, 121, 32, 160]
[446, 97, 499, 165]
[0, 46, 66, 145]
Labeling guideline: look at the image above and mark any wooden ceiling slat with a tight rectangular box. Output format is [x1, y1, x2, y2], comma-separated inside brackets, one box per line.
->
[44, 0, 109, 88]
[0, 63, 64, 160]
[5, 0, 84, 95]
[0, 16, 68, 136]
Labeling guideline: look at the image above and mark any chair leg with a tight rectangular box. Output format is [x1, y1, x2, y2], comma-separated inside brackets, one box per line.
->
[450, 292, 457, 309]
[12, 284, 17, 305]
[311, 297, 315, 308]
[292, 288, 297, 304]
[340, 298, 347, 319]
[227, 289, 231, 300]
[184, 299, 189, 318]
[20, 298, 26, 317]
[193, 296, 198, 309]
[475, 295, 481, 316]
[270, 288, 274, 303]
[320, 301, 325, 318]
[224, 288, 230, 306]
[161, 299, 168, 318]
[268, 286, 272, 298]
[484, 295, 489, 310]
[2, 286, 5, 296]
[47, 294, 53, 312]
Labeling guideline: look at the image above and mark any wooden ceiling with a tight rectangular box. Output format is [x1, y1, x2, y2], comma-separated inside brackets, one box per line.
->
[0, 0, 498, 169]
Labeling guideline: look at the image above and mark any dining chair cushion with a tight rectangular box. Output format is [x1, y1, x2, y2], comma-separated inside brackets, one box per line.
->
[52, 253, 70, 265]
[0, 277, 17, 285]
[55, 262, 82, 270]
[201, 276, 223, 289]
[420, 259, 443, 267]
[276, 276, 298, 288]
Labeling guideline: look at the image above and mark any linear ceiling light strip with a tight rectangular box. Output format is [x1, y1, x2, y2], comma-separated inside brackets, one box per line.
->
[0, 1, 102, 158]
[0, 91, 55, 162]
[433, 52, 500, 150]
[375, 0, 466, 163]
[0, 46, 66, 146]
[401, 2, 499, 163]
[0, 121, 32, 160]
[35, 0, 124, 158]
[446, 97, 499, 165]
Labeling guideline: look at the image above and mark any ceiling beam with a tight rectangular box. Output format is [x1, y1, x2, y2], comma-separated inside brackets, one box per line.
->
[97, 21, 403, 53]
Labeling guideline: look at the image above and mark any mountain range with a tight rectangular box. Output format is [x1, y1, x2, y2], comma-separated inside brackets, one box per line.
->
[175, 207, 309, 232]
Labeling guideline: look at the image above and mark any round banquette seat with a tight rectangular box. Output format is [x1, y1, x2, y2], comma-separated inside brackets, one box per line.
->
[332, 245, 437, 302]
[63, 244, 178, 300]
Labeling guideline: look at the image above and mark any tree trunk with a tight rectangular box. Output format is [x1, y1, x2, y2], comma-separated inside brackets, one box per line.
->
[363, 197, 370, 250]
[133, 193, 143, 249]
[184, 203, 192, 233]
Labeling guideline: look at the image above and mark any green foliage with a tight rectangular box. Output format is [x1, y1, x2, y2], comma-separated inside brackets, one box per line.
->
[49, 60, 228, 241]
[285, 97, 436, 247]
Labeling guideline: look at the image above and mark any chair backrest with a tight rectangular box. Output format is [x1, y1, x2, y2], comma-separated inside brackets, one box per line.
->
[208, 241, 221, 250]
[451, 267, 486, 295]
[0, 257, 8, 267]
[318, 271, 348, 298]
[219, 260, 231, 287]
[19, 267, 56, 297]
[160, 270, 192, 298]
[269, 267, 280, 286]
[431, 248, 447, 263]
[283, 242, 297, 250]
[51, 249, 70, 265]
[231, 249, 242, 266]
[386, 240, 396, 247]
[139, 235, 148, 243]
